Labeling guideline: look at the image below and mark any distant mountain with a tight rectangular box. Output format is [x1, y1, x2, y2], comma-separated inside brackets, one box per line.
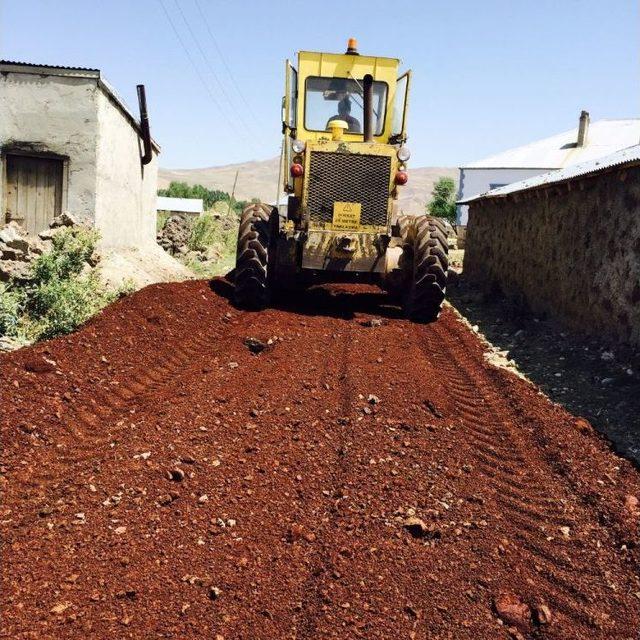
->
[159, 157, 458, 214]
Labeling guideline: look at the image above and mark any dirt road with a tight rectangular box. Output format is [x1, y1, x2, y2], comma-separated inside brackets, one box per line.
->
[2, 279, 639, 639]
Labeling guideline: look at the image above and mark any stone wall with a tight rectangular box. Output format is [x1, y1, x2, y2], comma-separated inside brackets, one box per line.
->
[464, 164, 640, 346]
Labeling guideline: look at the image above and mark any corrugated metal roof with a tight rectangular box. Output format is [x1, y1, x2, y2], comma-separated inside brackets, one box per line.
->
[0, 60, 100, 73]
[459, 144, 640, 204]
[461, 119, 640, 170]
[157, 196, 204, 213]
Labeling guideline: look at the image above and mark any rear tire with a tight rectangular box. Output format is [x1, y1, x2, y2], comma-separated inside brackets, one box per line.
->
[403, 215, 448, 322]
[234, 203, 274, 309]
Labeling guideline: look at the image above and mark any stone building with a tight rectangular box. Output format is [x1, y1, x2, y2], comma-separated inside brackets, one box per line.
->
[456, 113, 640, 225]
[461, 145, 640, 347]
[0, 60, 159, 247]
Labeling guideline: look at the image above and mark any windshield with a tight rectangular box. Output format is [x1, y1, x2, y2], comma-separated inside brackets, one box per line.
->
[304, 76, 387, 135]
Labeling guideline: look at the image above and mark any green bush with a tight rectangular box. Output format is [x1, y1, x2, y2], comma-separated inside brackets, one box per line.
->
[188, 213, 218, 252]
[1, 227, 119, 343]
[158, 181, 248, 213]
[0, 283, 26, 337]
[157, 211, 170, 232]
[428, 177, 457, 223]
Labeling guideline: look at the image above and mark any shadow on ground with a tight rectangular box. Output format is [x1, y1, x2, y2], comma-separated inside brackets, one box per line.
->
[448, 274, 640, 466]
[210, 277, 405, 321]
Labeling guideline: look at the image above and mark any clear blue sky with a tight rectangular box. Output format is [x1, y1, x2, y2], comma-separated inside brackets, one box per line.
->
[1, 0, 637, 169]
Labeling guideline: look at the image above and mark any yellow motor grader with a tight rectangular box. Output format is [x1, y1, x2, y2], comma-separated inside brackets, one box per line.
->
[234, 39, 448, 321]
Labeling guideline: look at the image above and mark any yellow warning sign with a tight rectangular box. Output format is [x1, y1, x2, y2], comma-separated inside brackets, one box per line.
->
[332, 202, 361, 230]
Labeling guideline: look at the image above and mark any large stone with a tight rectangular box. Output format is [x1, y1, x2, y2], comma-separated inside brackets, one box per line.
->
[50, 212, 78, 228]
[28, 237, 49, 255]
[0, 260, 31, 282]
[493, 592, 531, 630]
[0, 221, 25, 245]
[0, 222, 30, 252]
[1, 247, 26, 261]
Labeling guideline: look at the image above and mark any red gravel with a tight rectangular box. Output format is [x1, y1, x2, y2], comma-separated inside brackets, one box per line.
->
[1, 279, 639, 639]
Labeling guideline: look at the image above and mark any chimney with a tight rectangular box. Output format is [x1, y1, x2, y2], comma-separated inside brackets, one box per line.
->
[577, 110, 590, 147]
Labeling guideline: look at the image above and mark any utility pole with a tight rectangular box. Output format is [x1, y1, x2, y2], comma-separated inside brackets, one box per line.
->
[228, 170, 239, 215]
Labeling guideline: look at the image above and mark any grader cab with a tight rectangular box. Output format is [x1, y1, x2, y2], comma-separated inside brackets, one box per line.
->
[234, 39, 448, 322]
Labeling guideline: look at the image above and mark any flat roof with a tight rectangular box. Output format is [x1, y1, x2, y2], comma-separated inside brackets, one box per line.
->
[157, 196, 203, 213]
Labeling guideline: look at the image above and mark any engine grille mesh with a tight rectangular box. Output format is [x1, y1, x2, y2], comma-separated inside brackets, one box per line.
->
[307, 151, 391, 227]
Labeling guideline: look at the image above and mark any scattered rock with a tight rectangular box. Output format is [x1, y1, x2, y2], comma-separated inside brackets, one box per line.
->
[50, 212, 78, 228]
[24, 357, 56, 374]
[287, 523, 315, 543]
[244, 337, 268, 354]
[533, 603, 552, 625]
[493, 592, 531, 629]
[574, 417, 593, 434]
[208, 586, 222, 600]
[167, 468, 185, 482]
[403, 516, 440, 540]
[367, 394, 380, 405]
[624, 494, 639, 515]
[157, 494, 175, 506]
[50, 602, 71, 616]
[360, 318, 384, 328]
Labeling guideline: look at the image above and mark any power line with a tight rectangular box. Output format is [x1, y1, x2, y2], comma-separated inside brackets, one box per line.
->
[157, 0, 240, 135]
[193, 0, 263, 130]
[171, 0, 255, 140]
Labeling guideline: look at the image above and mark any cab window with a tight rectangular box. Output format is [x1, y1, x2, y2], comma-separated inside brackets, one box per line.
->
[304, 76, 387, 135]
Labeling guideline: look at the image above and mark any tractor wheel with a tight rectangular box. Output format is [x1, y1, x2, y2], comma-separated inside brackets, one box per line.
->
[404, 215, 448, 323]
[234, 203, 276, 309]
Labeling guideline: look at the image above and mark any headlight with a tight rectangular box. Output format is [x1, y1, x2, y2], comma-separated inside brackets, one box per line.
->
[397, 146, 411, 162]
[292, 139, 306, 153]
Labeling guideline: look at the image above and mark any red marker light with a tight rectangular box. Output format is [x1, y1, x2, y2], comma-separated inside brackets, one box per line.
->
[290, 163, 304, 177]
[395, 171, 408, 185]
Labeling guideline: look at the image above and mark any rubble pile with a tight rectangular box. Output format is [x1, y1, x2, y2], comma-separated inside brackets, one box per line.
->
[156, 214, 192, 256]
[0, 213, 82, 282]
[156, 211, 237, 276]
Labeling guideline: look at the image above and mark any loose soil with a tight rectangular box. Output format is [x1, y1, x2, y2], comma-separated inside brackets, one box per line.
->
[1, 280, 639, 639]
[448, 275, 640, 465]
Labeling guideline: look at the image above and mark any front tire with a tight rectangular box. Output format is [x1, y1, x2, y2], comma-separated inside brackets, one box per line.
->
[234, 203, 274, 309]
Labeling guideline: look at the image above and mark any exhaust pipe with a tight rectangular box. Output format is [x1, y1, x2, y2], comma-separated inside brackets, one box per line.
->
[363, 74, 374, 143]
[137, 84, 153, 166]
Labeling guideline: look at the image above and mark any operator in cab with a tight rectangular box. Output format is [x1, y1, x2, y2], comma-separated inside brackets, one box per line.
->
[326, 97, 361, 133]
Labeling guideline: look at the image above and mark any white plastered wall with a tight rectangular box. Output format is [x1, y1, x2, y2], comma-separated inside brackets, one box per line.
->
[457, 167, 553, 225]
[94, 90, 158, 248]
[0, 72, 98, 223]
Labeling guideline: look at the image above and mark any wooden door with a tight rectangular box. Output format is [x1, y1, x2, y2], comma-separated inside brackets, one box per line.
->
[5, 154, 63, 234]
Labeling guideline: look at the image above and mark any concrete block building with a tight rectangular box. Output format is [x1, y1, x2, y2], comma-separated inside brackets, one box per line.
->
[0, 61, 160, 247]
